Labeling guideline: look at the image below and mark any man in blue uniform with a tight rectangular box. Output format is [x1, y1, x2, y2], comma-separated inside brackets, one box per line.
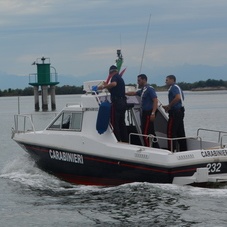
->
[127, 74, 159, 147]
[163, 75, 187, 152]
[99, 65, 128, 142]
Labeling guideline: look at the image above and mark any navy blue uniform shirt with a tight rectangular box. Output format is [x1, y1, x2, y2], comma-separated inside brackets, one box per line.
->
[168, 84, 184, 110]
[136, 85, 157, 111]
[110, 73, 126, 99]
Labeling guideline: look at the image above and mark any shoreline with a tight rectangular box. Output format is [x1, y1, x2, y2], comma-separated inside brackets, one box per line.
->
[190, 86, 227, 91]
[156, 86, 227, 92]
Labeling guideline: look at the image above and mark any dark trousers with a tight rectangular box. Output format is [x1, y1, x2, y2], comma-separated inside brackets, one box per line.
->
[141, 110, 159, 148]
[111, 99, 128, 142]
[167, 108, 187, 151]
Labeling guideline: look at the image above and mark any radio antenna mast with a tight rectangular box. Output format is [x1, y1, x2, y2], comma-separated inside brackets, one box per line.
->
[139, 14, 151, 74]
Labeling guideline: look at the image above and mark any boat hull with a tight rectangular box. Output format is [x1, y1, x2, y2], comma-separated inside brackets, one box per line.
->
[17, 142, 227, 186]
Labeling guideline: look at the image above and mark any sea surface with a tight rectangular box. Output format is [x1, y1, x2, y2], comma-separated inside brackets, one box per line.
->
[0, 91, 227, 227]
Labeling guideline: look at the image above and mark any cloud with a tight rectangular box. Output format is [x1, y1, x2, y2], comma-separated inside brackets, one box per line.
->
[1, 0, 227, 85]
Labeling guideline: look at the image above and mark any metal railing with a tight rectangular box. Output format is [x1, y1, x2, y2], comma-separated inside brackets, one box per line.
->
[13, 114, 36, 134]
[221, 135, 227, 148]
[12, 112, 58, 134]
[129, 132, 202, 152]
[29, 72, 58, 84]
[197, 128, 227, 146]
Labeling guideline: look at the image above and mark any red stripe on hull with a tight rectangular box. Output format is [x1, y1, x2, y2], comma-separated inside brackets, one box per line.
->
[56, 173, 131, 186]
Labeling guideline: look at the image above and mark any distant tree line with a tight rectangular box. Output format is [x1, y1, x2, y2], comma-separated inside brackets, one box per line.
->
[55, 85, 83, 95]
[176, 79, 227, 90]
[0, 79, 226, 97]
[0, 85, 83, 97]
[129, 79, 227, 91]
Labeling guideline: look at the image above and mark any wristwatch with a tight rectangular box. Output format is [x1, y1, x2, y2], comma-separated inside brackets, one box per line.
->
[151, 112, 155, 115]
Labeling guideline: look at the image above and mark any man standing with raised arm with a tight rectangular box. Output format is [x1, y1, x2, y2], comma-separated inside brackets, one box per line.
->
[126, 74, 159, 148]
[98, 65, 128, 142]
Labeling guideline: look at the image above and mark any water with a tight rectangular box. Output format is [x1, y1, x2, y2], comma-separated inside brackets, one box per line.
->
[1, 91, 227, 226]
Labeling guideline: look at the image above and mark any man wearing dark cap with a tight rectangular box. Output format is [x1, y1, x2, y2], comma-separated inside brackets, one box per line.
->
[98, 65, 128, 142]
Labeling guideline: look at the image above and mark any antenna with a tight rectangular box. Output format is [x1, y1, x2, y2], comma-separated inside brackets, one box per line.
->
[139, 13, 151, 74]
[119, 33, 122, 50]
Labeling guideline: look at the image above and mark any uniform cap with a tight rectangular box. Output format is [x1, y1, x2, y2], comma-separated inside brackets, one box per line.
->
[109, 65, 118, 73]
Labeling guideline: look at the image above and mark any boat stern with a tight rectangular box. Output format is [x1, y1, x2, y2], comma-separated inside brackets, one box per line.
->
[173, 167, 227, 186]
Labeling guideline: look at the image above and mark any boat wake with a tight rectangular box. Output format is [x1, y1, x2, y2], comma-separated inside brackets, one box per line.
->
[0, 154, 83, 195]
[1, 155, 227, 226]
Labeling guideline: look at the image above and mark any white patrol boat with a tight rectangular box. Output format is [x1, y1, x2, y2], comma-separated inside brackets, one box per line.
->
[12, 80, 227, 187]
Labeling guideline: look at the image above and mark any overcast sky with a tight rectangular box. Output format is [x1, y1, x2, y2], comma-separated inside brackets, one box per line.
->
[1, 0, 227, 86]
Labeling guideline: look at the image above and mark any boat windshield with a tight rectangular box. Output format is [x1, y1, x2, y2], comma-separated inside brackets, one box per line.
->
[47, 111, 83, 131]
